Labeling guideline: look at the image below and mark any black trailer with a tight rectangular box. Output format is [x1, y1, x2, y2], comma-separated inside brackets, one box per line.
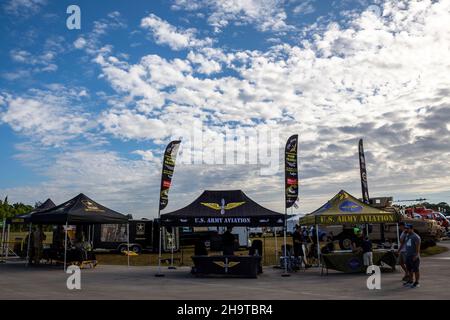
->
[93, 219, 154, 254]
[92, 219, 179, 253]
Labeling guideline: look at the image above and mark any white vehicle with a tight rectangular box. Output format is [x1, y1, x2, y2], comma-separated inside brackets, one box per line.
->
[249, 227, 264, 237]
[286, 214, 305, 235]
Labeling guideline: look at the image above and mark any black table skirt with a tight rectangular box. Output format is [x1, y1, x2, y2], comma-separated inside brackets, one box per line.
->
[192, 255, 262, 278]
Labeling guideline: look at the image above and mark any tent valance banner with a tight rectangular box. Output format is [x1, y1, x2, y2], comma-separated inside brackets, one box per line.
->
[159, 140, 181, 211]
[285, 134, 299, 209]
[29, 193, 129, 225]
[359, 139, 370, 204]
[160, 190, 284, 227]
[299, 190, 399, 226]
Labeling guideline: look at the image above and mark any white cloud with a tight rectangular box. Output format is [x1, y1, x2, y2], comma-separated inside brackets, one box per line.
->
[3, 0, 450, 216]
[293, 1, 315, 15]
[90, 0, 450, 212]
[73, 37, 87, 49]
[172, 0, 294, 32]
[3, 0, 46, 17]
[0, 88, 92, 146]
[141, 13, 213, 50]
[10, 49, 56, 67]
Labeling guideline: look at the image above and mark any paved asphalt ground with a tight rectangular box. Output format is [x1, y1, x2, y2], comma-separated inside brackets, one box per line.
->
[1, 241, 449, 300]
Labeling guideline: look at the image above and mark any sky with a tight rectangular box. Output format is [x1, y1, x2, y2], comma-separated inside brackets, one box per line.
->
[1, 0, 450, 218]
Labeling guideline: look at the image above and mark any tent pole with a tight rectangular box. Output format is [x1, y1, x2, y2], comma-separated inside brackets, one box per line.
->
[26, 223, 32, 267]
[155, 209, 164, 277]
[316, 224, 321, 268]
[91, 225, 95, 249]
[127, 223, 130, 268]
[5, 224, 10, 261]
[64, 221, 68, 272]
[0, 218, 5, 263]
[282, 208, 290, 277]
[274, 228, 278, 265]
[169, 228, 176, 270]
[396, 223, 400, 249]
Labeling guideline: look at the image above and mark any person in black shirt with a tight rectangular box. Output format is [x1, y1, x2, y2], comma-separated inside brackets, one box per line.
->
[361, 236, 373, 266]
[292, 225, 308, 268]
[351, 229, 364, 253]
[222, 227, 235, 255]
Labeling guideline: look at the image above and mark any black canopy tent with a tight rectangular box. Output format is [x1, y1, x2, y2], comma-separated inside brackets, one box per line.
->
[24, 193, 129, 270]
[160, 190, 284, 277]
[160, 190, 284, 227]
[1, 199, 57, 262]
[30, 193, 128, 224]
[8, 199, 56, 224]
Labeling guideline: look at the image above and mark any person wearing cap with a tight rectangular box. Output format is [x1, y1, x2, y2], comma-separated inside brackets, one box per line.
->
[404, 224, 421, 288]
[397, 222, 409, 281]
[351, 228, 364, 254]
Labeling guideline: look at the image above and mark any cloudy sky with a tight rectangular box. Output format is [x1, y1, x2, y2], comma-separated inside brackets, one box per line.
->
[1, 0, 449, 218]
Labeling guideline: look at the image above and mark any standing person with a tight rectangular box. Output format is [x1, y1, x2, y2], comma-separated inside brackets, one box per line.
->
[351, 229, 364, 253]
[361, 236, 373, 267]
[292, 225, 308, 269]
[397, 222, 409, 281]
[222, 227, 235, 256]
[308, 226, 319, 266]
[33, 225, 46, 265]
[404, 224, 421, 288]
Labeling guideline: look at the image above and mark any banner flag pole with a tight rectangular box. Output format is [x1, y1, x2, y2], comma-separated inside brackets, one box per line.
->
[155, 140, 181, 277]
[282, 134, 298, 277]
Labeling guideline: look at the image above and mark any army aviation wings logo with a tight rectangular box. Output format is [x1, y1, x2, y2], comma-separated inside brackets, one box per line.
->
[82, 200, 104, 212]
[213, 259, 240, 273]
[201, 198, 245, 215]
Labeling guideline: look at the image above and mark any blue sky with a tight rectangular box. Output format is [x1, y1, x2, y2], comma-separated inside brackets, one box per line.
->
[1, 0, 450, 217]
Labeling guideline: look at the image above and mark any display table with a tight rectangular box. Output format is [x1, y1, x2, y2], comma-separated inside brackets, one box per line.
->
[321, 250, 397, 274]
[191, 255, 262, 278]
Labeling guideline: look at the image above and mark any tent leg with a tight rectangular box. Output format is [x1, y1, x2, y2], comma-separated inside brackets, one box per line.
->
[0, 218, 5, 263]
[91, 225, 95, 249]
[64, 222, 68, 272]
[316, 224, 321, 268]
[127, 223, 130, 268]
[396, 223, 400, 249]
[5, 224, 10, 261]
[274, 230, 278, 265]
[26, 223, 32, 267]
[169, 230, 176, 270]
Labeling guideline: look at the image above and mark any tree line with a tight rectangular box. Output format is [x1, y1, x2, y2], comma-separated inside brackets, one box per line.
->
[0, 197, 34, 220]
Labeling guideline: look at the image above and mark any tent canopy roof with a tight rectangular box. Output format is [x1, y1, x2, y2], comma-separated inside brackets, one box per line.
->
[161, 190, 284, 227]
[299, 190, 399, 225]
[8, 199, 56, 224]
[29, 193, 129, 225]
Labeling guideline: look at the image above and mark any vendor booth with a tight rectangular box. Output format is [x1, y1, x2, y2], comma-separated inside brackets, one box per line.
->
[161, 190, 284, 278]
[1, 199, 56, 261]
[299, 190, 399, 274]
[24, 193, 129, 270]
